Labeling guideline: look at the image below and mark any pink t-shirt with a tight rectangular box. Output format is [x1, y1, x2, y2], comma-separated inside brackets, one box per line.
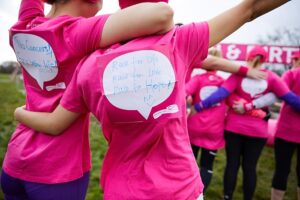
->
[275, 67, 300, 144]
[223, 70, 289, 138]
[186, 72, 226, 150]
[3, 0, 109, 183]
[61, 22, 209, 199]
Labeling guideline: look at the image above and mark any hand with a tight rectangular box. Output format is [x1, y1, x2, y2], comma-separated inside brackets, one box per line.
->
[232, 101, 245, 114]
[189, 106, 198, 117]
[186, 95, 193, 107]
[247, 68, 266, 80]
[14, 105, 26, 121]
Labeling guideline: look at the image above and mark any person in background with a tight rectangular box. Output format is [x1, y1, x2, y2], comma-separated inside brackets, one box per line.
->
[0, 0, 174, 199]
[13, 1, 292, 199]
[271, 51, 300, 200]
[193, 46, 300, 200]
[231, 50, 300, 200]
[186, 47, 226, 192]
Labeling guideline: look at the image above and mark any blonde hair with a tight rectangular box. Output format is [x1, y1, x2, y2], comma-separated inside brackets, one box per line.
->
[251, 55, 263, 68]
[208, 47, 222, 58]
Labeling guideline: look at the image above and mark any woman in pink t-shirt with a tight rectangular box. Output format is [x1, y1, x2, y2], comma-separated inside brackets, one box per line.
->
[186, 48, 227, 192]
[271, 51, 300, 200]
[1, 0, 175, 199]
[223, 51, 300, 199]
[194, 46, 300, 200]
[13, 1, 291, 199]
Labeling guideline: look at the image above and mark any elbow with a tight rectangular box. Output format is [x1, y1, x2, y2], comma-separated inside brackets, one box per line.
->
[156, 2, 174, 33]
[248, 3, 257, 22]
[238, 1, 256, 22]
[202, 56, 216, 70]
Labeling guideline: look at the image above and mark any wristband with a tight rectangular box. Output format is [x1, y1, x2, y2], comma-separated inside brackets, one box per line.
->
[194, 102, 203, 112]
[244, 102, 254, 112]
[237, 66, 249, 77]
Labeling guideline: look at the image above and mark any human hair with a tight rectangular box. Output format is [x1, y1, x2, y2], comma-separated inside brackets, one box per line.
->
[44, 0, 69, 5]
[208, 47, 222, 58]
[175, 23, 183, 26]
[251, 55, 263, 68]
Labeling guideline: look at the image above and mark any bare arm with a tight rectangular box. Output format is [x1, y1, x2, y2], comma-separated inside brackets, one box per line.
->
[18, 0, 44, 21]
[14, 105, 80, 135]
[201, 56, 266, 80]
[208, 0, 289, 47]
[100, 2, 174, 47]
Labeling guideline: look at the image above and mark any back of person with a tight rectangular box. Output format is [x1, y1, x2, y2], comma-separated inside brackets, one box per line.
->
[276, 67, 300, 143]
[61, 23, 209, 199]
[186, 72, 226, 150]
[224, 70, 288, 138]
[3, 0, 109, 183]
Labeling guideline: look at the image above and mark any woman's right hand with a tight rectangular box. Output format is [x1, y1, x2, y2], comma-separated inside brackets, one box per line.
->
[232, 101, 246, 114]
[247, 68, 266, 80]
[14, 105, 26, 122]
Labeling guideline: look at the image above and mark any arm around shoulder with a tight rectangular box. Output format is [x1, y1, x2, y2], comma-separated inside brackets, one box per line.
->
[100, 2, 174, 48]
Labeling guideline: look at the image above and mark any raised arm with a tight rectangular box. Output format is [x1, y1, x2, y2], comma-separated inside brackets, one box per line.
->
[208, 0, 289, 47]
[201, 56, 266, 80]
[18, 0, 44, 21]
[14, 105, 80, 135]
[100, 2, 174, 47]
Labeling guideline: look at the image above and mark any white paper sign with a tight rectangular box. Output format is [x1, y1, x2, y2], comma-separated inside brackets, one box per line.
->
[13, 33, 58, 89]
[103, 50, 176, 119]
[241, 78, 268, 98]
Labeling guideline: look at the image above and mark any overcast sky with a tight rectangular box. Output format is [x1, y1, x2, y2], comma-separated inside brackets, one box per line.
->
[0, 0, 299, 63]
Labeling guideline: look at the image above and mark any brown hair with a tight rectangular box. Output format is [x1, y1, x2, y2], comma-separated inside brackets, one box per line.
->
[251, 55, 263, 68]
[208, 47, 222, 58]
[44, 0, 69, 5]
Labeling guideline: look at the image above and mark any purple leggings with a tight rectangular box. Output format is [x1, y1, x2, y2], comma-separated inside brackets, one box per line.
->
[1, 170, 90, 200]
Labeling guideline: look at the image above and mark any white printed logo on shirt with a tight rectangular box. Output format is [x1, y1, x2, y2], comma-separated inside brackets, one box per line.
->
[241, 78, 267, 98]
[13, 33, 58, 90]
[103, 50, 176, 120]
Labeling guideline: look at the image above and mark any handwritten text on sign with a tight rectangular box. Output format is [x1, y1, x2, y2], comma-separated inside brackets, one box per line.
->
[103, 50, 176, 120]
[13, 33, 58, 89]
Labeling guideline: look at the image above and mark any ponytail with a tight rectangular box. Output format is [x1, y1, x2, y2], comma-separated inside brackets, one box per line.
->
[251, 55, 263, 68]
[43, 0, 68, 5]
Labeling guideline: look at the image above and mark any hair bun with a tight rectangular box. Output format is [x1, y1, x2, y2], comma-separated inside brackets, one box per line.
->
[119, 0, 169, 9]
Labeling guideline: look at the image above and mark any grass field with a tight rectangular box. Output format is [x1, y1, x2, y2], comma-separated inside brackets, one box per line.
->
[0, 73, 298, 200]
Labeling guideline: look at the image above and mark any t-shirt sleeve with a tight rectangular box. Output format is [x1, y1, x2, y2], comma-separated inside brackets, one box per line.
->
[60, 62, 89, 114]
[269, 71, 290, 97]
[222, 74, 239, 93]
[281, 70, 292, 88]
[185, 76, 200, 96]
[64, 14, 110, 56]
[18, 0, 44, 21]
[175, 22, 209, 70]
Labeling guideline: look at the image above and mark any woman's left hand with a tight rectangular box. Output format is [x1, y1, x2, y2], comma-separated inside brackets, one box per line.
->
[232, 101, 246, 114]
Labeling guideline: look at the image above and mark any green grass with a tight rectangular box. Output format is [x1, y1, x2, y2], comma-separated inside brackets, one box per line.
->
[0, 73, 298, 200]
[0, 74, 25, 200]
